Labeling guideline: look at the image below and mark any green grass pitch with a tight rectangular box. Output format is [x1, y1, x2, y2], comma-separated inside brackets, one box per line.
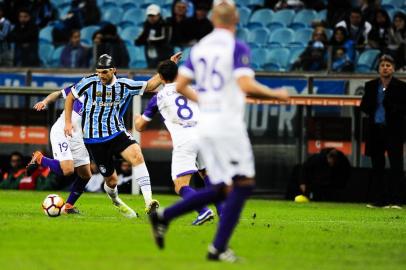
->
[0, 190, 406, 270]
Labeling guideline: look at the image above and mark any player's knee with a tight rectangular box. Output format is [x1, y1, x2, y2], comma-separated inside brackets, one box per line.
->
[61, 167, 74, 176]
[174, 182, 187, 194]
[234, 177, 256, 188]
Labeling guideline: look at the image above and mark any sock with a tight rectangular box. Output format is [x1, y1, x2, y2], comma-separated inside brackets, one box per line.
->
[66, 176, 88, 205]
[104, 182, 119, 204]
[179, 186, 209, 214]
[163, 186, 224, 221]
[41, 156, 63, 176]
[204, 176, 223, 216]
[212, 185, 254, 252]
[133, 163, 152, 206]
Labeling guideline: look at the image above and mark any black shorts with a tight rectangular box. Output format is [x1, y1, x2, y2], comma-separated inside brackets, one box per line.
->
[85, 132, 137, 177]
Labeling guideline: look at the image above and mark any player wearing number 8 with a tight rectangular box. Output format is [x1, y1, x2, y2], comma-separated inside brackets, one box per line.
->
[135, 60, 218, 225]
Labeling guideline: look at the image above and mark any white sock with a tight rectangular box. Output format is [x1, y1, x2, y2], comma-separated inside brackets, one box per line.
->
[133, 163, 152, 206]
[104, 182, 119, 204]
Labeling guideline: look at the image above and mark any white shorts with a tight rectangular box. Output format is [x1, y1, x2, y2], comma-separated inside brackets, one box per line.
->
[50, 118, 90, 168]
[171, 140, 205, 180]
[198, 133, 255, 185]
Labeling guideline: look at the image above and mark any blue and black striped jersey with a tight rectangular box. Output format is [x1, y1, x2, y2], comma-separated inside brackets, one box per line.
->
[71, 75, 147, 143]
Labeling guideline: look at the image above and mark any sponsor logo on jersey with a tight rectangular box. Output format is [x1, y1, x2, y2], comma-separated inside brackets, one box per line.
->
[92, 100, 120, 107]
[96, 91, 102, 97]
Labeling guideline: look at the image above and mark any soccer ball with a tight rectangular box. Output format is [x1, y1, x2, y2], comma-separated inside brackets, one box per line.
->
[42, 194, 65, 217]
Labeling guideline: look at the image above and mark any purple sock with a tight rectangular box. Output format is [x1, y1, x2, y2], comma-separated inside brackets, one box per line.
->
[66, 176, 88, 205]
[179, 186, 209, 214]
[164, 186, 224, 221]
[41, 156, 63, 176]
[212, 185, 254, 252]
[204, 176, 223, 216]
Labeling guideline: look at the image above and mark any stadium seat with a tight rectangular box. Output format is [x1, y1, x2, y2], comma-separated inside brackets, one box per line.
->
[287, 46, 305, 70]
[263, 47, 291, 71]
[101, 7, 124, 24]
[121, 26, 141, 46]
[251, 48, 269, 70]
[316, 9, 327, 22]
[80, 25, 100, 47]
[325, 28, 333, 40]
[121, 0, 139, 9]
[247, 27, 270, 48]
[247, 0, 264, 8]
[102, 0, 118, 9]
[122, 8, 146, 27]
[48, 46, 64, 67]
[247, 9, 273, 29]
[178, 46, 192, 65]
[128, 45, 147, 68]
[236, 27, 250, 42]
[269, 9, 295, 28]
[381, 0, 403, 9]
[268, 28, 295, 47]
[290, 9, 317, 30]
[289, 28, 313, 47]
[39, 43, 54, 67]
[355, 49, 381, 72]
[161, 7, 172, 19]
[141, 0, 164, 8]
[39, 25, 53, 44]
[238, 7, 252, 26]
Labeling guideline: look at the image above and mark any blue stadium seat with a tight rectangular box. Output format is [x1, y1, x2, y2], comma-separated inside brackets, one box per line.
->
[247, 0, 264, 8]
[236, 27, 250, 42]
[251, 48, 268, 70]
[179, 46, 192, 65]
[290, 9, 317, 30]
[102, 0, 119, 9]
[287, 46, 305, 70]
[161, 7, 172, 19]
[238, 7, 252, 26]
[263, 47, 291, 71]
[121, 0, 139, 9]
[122, 8, 146, 27]
[49, 46, 64, 67]
[325, 28, 333, 40]
[269, 9, 295, 28]
[247, 27, 270, 48]
[381, 0, 403, 8]
[80, 25, 100, 47]
[121, 26, 141, 46]
[58, 5, 70, 19]
[128, 45, 147, 68]
[247, 9, 273, 29]
[39, 43, 54, 67]
[266, 22, 285, 32]
[316, 9, 327, 22]
[101, 7, 124, 24]
[141, 0, 164, 8]
[289, 28, 313, 47]
[268, 28, 295, 47]
[39, 25, 53, 44]
[355, 49, 381, 72]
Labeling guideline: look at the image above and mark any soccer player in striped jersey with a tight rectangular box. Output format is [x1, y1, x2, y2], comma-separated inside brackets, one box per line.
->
[134, 60, 219, 225]
[27, 83, 93, 214]
[64, 53, 181, 216]
[149, 1, 289, 262]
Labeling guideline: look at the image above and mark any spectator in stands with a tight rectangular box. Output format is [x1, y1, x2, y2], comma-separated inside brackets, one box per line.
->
[327, 0, 352, 28]
[97, 23, 129, 68]
[167, 0, 190, 47]
[336, 8, 372, 50]
[0, 152, 26, 189]
[60, 29, 90, 68]
[52, 0, 85, 45]
[89, 30, 102, 67]
[77, 0, 100, 26]
[274, 0, 304, 11]
[136, 4, 173, 68]
[0, 4, 13, 67]
[31, 0, 58, 28]
[367, 9, 391, 52]
[185, 2, 213, 44]
[330, 26, 355, 72]
[2, 0, 34, 25]
[361, 55, 406, 209]
[359, 0, 378, 24]
[8, 8, 40, 67]
[387, 12, 406, 71]
[117, 160, 132, 194]
[286, 148, 351, 201]
[292, 27, 328, 71]
[302, 0, 326, 11]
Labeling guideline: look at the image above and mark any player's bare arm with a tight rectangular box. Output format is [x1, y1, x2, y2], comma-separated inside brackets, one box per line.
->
[64, 92, 75, 137]
[237, 76, 289, 101]
[33, 90, 62, 111]
[176, 75, 198, 102]
[134, 114, 149, 132]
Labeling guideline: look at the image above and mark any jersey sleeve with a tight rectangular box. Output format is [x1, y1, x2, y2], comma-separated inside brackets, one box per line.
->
[61, 84, 76, 99]
[71, 76, 96, 99]
[233, 40, 255, 79]
[120, 78, 147, 96]
[179, 49, 195, 79]
[142, 95, 158, 121]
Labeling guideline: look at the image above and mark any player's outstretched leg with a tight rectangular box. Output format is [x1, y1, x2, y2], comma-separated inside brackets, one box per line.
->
[104, 182, 138, 218]
[149, 185, 226, 249]
[133, 163, 159, 214]
[203, 176, 223, 216]
[63, 176, 88, 214]
[207, 180, 254, 263]
[178, 186, 214, 225]
[27, 151, 63, 176]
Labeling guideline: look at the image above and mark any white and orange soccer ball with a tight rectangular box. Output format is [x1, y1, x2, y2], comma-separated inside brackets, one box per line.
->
[42, 194, 65, 217]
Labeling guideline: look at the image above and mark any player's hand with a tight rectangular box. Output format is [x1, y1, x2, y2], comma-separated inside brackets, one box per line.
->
[170, 52, 182, 64]
[33, 101, 47, 111]
[64, 123, 73, 137]
[274, 88, 290, 102]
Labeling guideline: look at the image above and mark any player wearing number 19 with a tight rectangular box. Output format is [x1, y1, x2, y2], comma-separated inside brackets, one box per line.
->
[149, 0, 289, 262]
